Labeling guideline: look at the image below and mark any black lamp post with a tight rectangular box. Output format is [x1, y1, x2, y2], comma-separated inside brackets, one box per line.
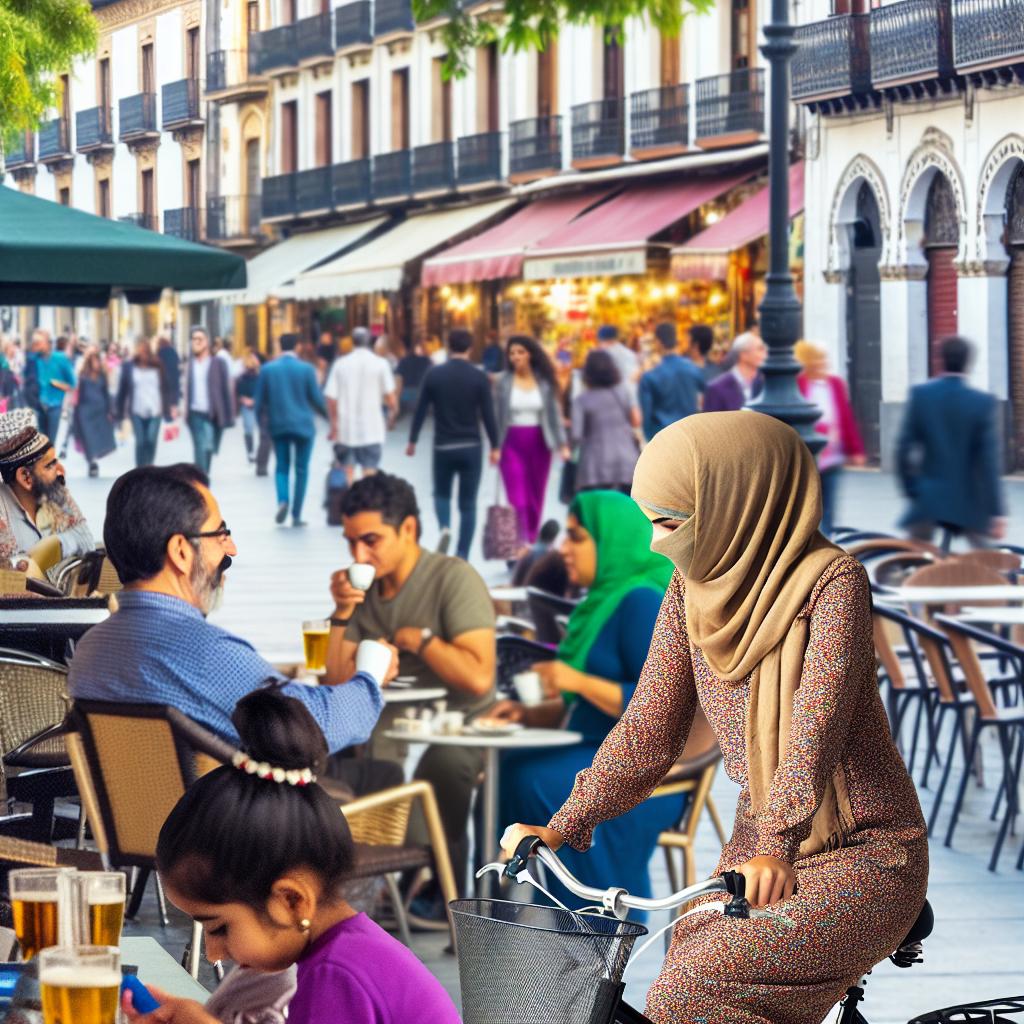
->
[749, 0, 823, 453]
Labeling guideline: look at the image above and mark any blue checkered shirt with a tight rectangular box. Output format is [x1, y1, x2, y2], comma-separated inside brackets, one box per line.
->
[67, 591, 383, 752]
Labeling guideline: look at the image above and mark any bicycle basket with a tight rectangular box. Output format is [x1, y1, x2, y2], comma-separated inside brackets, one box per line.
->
[450, 899, 647, 1024]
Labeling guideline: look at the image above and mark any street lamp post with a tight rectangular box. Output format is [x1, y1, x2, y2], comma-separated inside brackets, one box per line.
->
[750, 0, 823, 453]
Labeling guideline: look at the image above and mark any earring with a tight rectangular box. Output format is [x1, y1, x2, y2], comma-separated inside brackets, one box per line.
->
[299, 919, 311, 933]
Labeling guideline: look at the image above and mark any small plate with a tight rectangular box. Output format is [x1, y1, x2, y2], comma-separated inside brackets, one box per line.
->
[468, 721, 524, 736]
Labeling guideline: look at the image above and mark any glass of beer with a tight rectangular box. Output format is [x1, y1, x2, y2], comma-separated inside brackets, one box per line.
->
[10, 869, 70, 960]
[302, 619, 330, 675]
[74, 873, 126, 948]
[38, 945, 121, 1024]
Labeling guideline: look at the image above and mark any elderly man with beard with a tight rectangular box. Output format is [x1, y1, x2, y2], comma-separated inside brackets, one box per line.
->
[0, 408, 95, 572]
[67, 465, 399, 794]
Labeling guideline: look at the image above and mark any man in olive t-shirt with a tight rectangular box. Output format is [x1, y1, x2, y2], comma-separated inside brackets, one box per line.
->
[326, 473, 496, 904]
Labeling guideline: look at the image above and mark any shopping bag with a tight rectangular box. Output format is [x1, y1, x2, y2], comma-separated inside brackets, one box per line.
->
[482, 475, 520, 561]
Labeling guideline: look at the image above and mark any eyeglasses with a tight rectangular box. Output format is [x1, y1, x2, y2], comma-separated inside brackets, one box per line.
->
[186, 525, 232, 541]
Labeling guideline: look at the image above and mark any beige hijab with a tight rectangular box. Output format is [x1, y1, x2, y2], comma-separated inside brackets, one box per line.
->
[632, 411, 853, 857]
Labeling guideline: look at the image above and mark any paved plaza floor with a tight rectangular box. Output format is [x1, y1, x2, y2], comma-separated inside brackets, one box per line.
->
[63, 414, 1024, 1023]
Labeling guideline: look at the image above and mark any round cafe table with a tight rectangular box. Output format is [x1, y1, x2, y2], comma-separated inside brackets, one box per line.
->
[384, 726, 582, 895]
[382, 686, 447, 704]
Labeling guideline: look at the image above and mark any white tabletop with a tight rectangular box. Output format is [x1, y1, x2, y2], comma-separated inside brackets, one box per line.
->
[383, 686, 448, 704]
[383, 727, 582, 749]
[876, 585, 1024, 604]
[0, 607, 109, 624]
[122, 936, 209, 1001]
[490, 586, 529, 604]
[956, 607, 1024, 625]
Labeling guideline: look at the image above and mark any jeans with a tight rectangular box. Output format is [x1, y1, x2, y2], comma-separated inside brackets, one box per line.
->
[131, 414, 161, 467]
[240, 405, 257, 457]
[273, 433, 315, 520]
[39, 404, 63, 444]
[432, 444, 483, 560]
[187, 411, 216, 474]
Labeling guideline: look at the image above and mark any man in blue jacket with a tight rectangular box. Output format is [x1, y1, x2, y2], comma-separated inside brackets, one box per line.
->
[255, 333, 328, 526]
[638, 322, 706, 439]
[897, 335, 1006, 549]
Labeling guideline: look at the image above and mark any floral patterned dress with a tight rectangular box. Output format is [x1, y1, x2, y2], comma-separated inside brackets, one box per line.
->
[549, 557, 929, 1024]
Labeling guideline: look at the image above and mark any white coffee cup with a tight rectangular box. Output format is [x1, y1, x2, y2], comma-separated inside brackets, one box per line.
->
[440, 711, 465, 735]
[513, 670, 544, 706]
[356, 638, 392, 685]
[348, 563, 376, 591]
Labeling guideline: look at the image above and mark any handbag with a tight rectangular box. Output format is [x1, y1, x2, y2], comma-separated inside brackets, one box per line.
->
[482, 474, 520, 561]
[558, 449, 579, 504]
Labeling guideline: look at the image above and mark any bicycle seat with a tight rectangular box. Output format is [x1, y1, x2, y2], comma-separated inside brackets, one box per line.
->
[901, 900, 934, 947]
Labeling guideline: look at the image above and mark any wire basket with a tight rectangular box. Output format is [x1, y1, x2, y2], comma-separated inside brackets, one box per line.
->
[451, 899, 647, 1024]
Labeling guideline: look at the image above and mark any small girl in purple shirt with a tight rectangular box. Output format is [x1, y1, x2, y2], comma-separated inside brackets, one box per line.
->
[123, 689, 461, 1024]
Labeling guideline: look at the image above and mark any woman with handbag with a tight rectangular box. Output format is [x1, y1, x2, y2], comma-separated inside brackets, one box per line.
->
[571, 348, 641, 495]
[494, 335, 570, 544]
[116, 336, 177, 467]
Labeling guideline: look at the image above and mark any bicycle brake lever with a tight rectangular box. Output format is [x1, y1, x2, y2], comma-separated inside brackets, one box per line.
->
[474, 862, 508, 881]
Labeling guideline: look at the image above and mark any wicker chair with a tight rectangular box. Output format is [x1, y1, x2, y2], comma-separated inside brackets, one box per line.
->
[69, 552, 122, 598]
[870, 553, 938, 589]
[950, 550, 1022, 576]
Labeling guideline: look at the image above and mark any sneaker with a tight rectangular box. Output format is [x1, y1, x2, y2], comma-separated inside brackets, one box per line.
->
[437, 527, 451, 554]
[292, 518, 308, 528]
[275, 502, 288, 525]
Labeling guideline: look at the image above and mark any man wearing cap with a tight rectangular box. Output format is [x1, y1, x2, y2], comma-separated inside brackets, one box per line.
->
[0, 408, 95, 570]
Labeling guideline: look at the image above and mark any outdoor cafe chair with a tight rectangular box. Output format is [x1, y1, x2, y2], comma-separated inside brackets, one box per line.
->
[526, 587, 580, 646]
[870, 553, 938, 590]
[69, 552, 122, 599]
[951, 550, 1023, 577]
[846, 538, 947, 566]
[496, 634, 557, 699]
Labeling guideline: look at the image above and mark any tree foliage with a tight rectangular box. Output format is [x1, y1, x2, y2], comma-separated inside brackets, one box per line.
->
[0, 0, 98, 145]
[413, 0, 714, 78]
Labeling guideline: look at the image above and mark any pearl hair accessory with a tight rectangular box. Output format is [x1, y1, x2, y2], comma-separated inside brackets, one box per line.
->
[231, 751, 317, 786]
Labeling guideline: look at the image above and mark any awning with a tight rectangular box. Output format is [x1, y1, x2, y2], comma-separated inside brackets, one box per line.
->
[0, 185, 245, 307]
[180, 217, 387, 305]
[420, 191, 610, 287]
[293, 198, 514, 299]
[520, 171, 754, 281]
[671, 162, 805, 281]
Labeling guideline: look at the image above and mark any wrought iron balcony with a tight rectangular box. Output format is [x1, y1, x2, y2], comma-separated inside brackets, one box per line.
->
[120, 212, 159, 231]
[571, 97, 625, 166]
[296, 167, 333, 213]
[373, 150, 412, 199]
[119, 92, 159, 141]
[38, 119, 72, 162]
[375, 0, 414, 36]
[206, 49, 268, 97]
[207, 195, 263, 242]
[694, 69, 765, 146]
[509, 116, 562, 179]
[335, 1, 373, 48]
[630, 84, 689, 155]
[952, 0, 1024, 72]
[262, 173, 297, 219]
[76, 107, 113, 152]
[870, 0, 953, 88]
[792, 14, 872, 104]
[163, 79, 204, 129]
[457, 132, 503, 186]
[296, 12, 333, 63]
[413, 142, 455, 193]
[5, 133, 35, 169]
[164, 206, 203, 242]
[252, 24, 297, 75]
[332, 158, 371, 207]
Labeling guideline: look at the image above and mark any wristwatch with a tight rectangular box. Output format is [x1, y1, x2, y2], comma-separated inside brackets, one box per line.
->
[417, 627, 434, 655]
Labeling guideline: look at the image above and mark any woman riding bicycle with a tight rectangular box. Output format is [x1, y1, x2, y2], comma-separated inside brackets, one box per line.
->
[503, 412, 928, 1024]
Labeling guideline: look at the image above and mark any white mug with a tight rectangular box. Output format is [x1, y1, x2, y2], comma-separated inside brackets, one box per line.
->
[348, 562, 376, 591]
[356, 639, 392, 685]
[440, 711, 465, 735]
[513, 670, 544, 707]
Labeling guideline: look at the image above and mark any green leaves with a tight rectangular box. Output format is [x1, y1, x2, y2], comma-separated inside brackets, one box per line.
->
[0, 0, 98, 150]
[412, 0, 714, 78]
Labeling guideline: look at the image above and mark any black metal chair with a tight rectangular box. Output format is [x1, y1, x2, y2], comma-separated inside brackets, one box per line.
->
[495, 635, 557, 699]
[526, 587, 579, 646]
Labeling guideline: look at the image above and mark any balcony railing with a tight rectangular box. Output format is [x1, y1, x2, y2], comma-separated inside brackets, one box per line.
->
[870, 0, 953, 86]
[457, 132, 502, 185]
[207, 49, 265, 93]
[952, 0, 1024, 71]
[571, 97, 625, 164]
[119, 92, 159, 140]
[630, 84, 689, 154]
[509, 115, 562, 178]
[793, 14, 872, 102]
[120, 212, 159, 231]
[75, 106, 113, 152]
[296, 167, 333, 213]
[262, 173, 297, 219]
[373, 150, 412, 199]
[163, 79, 203, 128]
[164, 206, 202, 242]
[375, 0, 414, 36]
[296, 12, 334, 62]
[694, 69, 765, 144]
[38, 119, 72, 161]
[252, 24, 297, 74]
[207, 195, 263, 241]
[5, 133, 35, 169]
[336, 1, 373, 48]
[332, 158, 371, 207]
[413, 141, 455, 192]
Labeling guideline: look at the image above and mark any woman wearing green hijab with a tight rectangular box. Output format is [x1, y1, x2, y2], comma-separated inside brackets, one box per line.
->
[492, 489, 681, 904]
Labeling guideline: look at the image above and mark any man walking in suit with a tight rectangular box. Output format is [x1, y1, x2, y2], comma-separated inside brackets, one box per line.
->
[638, 322, 705, 439]
[255, 333, 328, 526]
[897, 335, 1006, 549]
[183, 327, 233, 475]
[703, 332, 767, 412]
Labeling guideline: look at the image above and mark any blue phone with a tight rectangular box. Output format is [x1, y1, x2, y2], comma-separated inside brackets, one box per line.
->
[122, 974, 161, 1013]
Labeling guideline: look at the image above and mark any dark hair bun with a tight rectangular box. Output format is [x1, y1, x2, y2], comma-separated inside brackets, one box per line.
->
[232, 687, 328, 775]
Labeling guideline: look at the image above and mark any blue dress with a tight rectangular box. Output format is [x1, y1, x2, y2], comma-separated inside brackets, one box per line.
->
[499, 587, 686, 912]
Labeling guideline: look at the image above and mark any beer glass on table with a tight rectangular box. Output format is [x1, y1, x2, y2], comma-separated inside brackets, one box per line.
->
[9, 869, 69, 960]
[75, 873, 126, 947]
[302, 619, 330, 675]
[38, 945, 121, 1024]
